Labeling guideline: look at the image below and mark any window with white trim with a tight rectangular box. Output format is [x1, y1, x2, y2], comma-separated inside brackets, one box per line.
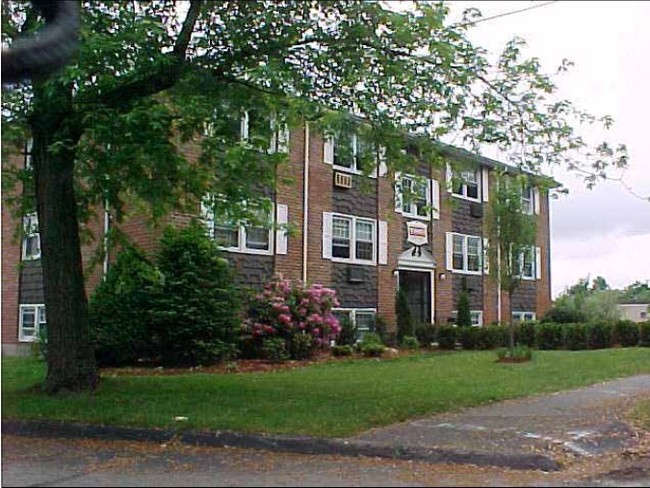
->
[331, 215, 376, 264]
[515, 246, 535, 280]
[214, 209, 273, 255]
[452, 233, 482, 274]
[22, 213, 41, 261]
[332, 309, 376, 341]
[452, 169, 480, 201]
[512, 311, 536, 323]
[19, 304, 46, 342]
[520, 184, 536, 215]
[397, 174, 430, 219]
[452, 310, 483, 327]
[333, 133, 374, 174]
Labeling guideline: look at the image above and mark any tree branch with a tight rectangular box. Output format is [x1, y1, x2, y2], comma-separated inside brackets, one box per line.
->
[87, 0, 202, 110]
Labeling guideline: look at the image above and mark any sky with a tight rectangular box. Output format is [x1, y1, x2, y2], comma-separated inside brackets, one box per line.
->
[443, 1, 650, 297]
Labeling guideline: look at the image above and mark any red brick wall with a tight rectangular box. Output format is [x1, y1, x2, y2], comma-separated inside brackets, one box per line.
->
[482, 169, 499, 325]
[275, 125, 305, 283]
[377, 172, 400, 328]
[304, 128, 332, 287]
[536, 189, 552, 318]
[2, 148, 23, 348]
[433, 167, 453, 324]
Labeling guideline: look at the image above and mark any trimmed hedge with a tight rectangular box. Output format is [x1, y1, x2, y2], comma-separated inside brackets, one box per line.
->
[640, 321, 650, 347]
[613, 320, 640, 347]
[436, 326, 457, 350]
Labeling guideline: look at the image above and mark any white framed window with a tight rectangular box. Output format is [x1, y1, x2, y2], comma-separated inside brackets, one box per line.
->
[512, 311, 536, 323]
[19, 304, 46, 342]
[397, 174, 430, 219]
[330, 133, 375, 175]
[451, 168, 481, 201]
[202, 199, 288, 256]
[22, 213, 41, 261]
[447, 233, 483, 275]
[452, 310, 484, 327]
[332, 308, 377, 341]
[327, 214, 376, 265]
[515, 246, 536, 280]
[521, 184, 534, 215]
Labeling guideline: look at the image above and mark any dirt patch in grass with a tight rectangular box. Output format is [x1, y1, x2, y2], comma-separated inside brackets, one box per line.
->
[100, 352, 351, 377]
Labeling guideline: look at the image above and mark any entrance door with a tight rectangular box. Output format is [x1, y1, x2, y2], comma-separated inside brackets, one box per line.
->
[399, 271, 431, 323]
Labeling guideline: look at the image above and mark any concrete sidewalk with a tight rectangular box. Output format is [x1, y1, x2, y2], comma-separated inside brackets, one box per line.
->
[3, 375, 649, 473]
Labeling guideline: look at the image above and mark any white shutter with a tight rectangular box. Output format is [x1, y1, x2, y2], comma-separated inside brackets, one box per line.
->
[322, 212, 333, 259]
[533, 187, 541, 215]
[446, 163, 453, 193]
[431, 179, 440, 220]
[378, 146, 388, 177]
[483, 237, 489, 275]
[240, 112, 249, 142]
[378, 220, 388, 265]
[276, 204, 288, 255]
[535, 246, 542, 280]
[277, 124, 290, 153]
[323, 137, 334, 165]
[446, 232, 454, 271]
[482, 167, 489, 202]
[394, 172, 403, 214]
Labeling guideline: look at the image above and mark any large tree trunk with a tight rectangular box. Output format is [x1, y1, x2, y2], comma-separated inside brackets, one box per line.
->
[31, 85, 98, 395]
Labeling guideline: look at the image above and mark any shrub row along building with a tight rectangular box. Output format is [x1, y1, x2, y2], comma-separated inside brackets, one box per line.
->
[2, 121, 555, 355]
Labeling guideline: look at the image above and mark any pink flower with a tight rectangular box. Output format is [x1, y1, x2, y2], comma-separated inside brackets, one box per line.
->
[308, 313, 323, 324]
[278, 313, 292, 325]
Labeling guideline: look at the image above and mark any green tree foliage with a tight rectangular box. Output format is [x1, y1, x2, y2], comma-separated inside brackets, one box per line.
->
[456, 288, 472, 327]
[90, 247, 162, 366]
[543, 276, 622, 323]
[1, 1, 628, 392]
[153, 221, 241, 367]
[396, 288, 415, 342]
[485, 172, 537, 349]
[619, 281, 650, 304]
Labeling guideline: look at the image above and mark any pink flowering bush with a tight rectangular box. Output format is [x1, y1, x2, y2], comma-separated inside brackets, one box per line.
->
[241, 275, 341, 360]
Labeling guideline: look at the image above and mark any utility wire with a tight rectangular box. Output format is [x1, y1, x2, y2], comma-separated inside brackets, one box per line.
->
[454, 1, 559, 29]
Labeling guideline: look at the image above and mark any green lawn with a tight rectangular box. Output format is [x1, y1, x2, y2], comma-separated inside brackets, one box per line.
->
[2, 348, 649, 437]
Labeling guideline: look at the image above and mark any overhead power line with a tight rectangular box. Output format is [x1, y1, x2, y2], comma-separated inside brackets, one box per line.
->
[454, 1, 559, 29]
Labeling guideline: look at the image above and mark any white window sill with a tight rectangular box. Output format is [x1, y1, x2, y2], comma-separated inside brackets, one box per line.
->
[21, 255, 41, 261]
[451, 269, 483, 276]
[218, 247, 273, 256]
[19, 336, 38, 343]
[333, 165, 378, 179]
[451, 193, 481, 203]
[400, 211, 431, 222]
[331, 257, 377, 267]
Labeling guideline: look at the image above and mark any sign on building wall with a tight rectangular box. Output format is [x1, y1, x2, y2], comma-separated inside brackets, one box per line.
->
[406, 221, 428, 246]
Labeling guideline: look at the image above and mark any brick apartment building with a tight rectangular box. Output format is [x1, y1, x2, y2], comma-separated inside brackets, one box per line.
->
[2, 123, 554, 355]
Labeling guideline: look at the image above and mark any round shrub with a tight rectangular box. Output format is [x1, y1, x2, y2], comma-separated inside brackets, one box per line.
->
[477, 326, 508, 350]
[243, 275, 341, 359]
[640, 321, 650, 347]
[331, 345, 354, 357]
[414, 323, 437, 348]
[289, 333, 315, 360]
[514, 321, 537, 348]
[336, 315, 357, 346]
[457, 326, 479, 350]
[153, 222, 241, 367]
[400, 335, 420, 350]
[360, 332, 383, 345]
[90, 246, 162, 366]
[262, 337, 289, 363]
[612, 320, 640, 347]
[536, 322, 564, 350]
[361, 343, 385, 357]
[586, 321, 613, 349]
[563, 323, 588, 350]
[436, 326, 457, 350]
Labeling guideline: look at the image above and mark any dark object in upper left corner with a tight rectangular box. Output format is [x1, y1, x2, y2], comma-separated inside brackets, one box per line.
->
[2, 1, 80, 86]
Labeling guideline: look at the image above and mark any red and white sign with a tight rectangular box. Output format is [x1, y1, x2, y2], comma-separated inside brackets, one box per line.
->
[406, 221, 428, 246]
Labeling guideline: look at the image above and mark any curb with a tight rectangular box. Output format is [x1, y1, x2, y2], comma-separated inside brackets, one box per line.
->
[1, 419, 561, 472]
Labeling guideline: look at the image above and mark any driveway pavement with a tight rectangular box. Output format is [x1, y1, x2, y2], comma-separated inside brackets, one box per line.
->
[2, 375, 649, 486]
